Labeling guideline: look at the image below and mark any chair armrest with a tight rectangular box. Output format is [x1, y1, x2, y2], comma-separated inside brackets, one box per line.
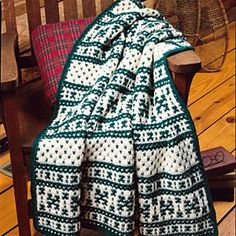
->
[167, 50, 201, 104]
[1, 32, 19, 91]
[167, 50, 201, 74]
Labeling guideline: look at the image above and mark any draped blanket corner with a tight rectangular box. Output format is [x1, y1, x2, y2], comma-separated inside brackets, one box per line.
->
[31, 0, 218, 235]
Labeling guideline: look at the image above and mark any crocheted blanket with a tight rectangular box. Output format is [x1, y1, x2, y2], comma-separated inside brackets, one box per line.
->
[31, 0, 218, 235]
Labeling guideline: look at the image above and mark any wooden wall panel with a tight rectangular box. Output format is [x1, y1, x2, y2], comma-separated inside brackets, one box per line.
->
[3, 0, 235, 22]
[100, 0, 113, 11]
[2, 0, 17, 31]
[45, 0, 59, 23]
[63, 0, 78, 20]
[82, 0, 96, 17]
[222, 0, 236, 10]
[25, 0, 41, 32]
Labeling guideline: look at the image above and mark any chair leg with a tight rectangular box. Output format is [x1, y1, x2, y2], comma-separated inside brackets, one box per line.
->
[171, 71, 195, 105]
[2, 92, 31, 236]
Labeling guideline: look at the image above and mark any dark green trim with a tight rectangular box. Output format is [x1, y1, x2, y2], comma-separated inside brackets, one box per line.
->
[83, 177, 134, 191]
[37, 179, 80, 190]
[49, 113, 131, 129]
[36, 162, 81, 172]
[63, 81, 92, 90]
[33, 224, 79, 236]
[37, 212, 79, 223]
[71, 53, 122, 65]
[134, 131, 193, 151]
[81, 206, 133, 222]
[140, 212, 214, 227]
[81, 220, 133, 236]
[133, 113, 185, 130]
[137, 163, 202, 182]
[82, 160, 134, 172]
[140, 229, 217, 236]
[139, 180, 206, 198]
[45, 130, 133, 139]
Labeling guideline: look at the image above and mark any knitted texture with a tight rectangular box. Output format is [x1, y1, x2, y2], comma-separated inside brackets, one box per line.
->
[31, 0, 218, 235]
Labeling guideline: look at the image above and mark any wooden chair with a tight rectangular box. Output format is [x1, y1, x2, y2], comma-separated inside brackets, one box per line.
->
[1, 0, 201, 235]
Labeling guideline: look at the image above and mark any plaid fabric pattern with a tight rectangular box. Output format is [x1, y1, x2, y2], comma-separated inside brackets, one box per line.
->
[32, 18, 94, 106]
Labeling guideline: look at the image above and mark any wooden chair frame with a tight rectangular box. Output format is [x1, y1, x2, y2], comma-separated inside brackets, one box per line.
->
[1, 0, 201, 235]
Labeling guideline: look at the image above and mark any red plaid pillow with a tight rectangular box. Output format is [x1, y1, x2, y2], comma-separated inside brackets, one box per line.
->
[32, 18, 94, 106]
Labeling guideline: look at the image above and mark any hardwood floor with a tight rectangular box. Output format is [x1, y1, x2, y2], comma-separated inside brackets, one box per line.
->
[218, 207, 236, 236]
[0, 20, 235, 236]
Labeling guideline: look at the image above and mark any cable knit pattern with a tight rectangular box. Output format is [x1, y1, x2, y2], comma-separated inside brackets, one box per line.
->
[31, 0, 218, 235]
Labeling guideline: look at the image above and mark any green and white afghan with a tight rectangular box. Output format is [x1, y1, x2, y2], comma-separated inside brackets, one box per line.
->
[31, 0, 218, 235]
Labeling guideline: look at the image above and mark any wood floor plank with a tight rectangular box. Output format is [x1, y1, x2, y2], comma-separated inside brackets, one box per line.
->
[0, 188, 18, 235]
[188, 50, 235, 105]
[214, 200, 236, 223]
[0, 151, 12, 193]
[0, 151, 10, 166]
[2, 226, 18, 236]
[227, 21, 235, 51]
[198, 108, 235, 152]
[189, 76, 235, 135]
[0, 124, 6, 136]
[231, 149, 236, 156]
[6, 220, 43, 236]
[218, 207, 236, 236]
[0, 173, 12, 194]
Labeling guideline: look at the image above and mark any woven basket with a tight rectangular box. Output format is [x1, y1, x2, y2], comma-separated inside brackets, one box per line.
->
[155, 0, 229, 71]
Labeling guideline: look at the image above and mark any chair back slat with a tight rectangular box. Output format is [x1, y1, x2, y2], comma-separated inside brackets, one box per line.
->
[63, 0, 78, 20]
[101, 0, 114, 11]
[2, 0, 17, 32]
[25, 0, 42, 32]
[82, 0, 96, 17]
[45, 0, 59, 24]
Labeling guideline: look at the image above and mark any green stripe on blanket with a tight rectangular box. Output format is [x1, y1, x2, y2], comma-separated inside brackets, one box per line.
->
[31, 0, 218, 235]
